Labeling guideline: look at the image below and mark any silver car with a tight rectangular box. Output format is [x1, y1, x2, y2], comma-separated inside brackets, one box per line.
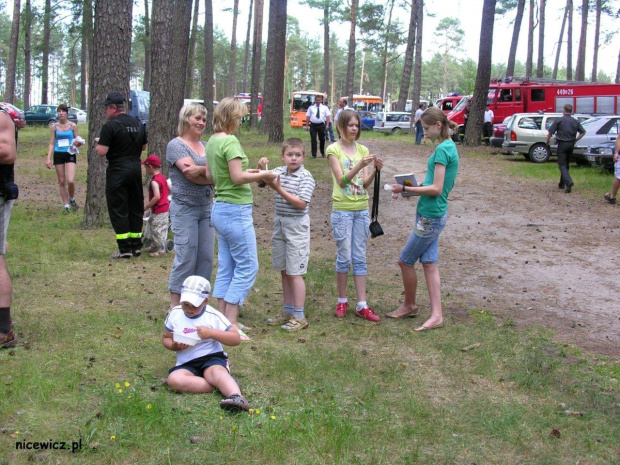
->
[373, 111, 413, 135]
[572, 115, 619, 159]
[502, 112, 591, 163]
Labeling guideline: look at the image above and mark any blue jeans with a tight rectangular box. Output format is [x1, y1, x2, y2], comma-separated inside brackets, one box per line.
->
[168, 200, 215, 294]
[331, 210, 370, 275]
[211, 202, 258, 306]
[399, 213, 447, 265]
[415, 121, 423, 144]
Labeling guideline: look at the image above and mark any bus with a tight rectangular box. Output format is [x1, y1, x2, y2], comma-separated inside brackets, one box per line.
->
[346, 95, 383, 112]
[290, 90, 327, 128]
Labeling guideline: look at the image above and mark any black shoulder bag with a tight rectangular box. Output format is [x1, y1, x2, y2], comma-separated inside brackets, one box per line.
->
[369, 170, 384, 238]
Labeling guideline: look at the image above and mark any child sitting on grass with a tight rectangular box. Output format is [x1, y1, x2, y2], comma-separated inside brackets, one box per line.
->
[257, 138, 316, 331]
[141, 155, 170, 257]
[162, 275, 250, 412]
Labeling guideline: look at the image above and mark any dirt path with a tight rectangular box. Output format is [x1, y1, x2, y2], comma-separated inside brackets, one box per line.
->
[361, 140, 619, 356]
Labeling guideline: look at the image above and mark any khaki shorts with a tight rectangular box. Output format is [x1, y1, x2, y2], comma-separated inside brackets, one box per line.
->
[272, 214, 310, 275]
[0, 198, 13, 255]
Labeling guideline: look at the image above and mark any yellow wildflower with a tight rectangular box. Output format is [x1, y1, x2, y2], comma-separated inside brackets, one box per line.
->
[115, 383, 120, 389]
[147, 404, 152, 409]
[124, 382, 130, 387]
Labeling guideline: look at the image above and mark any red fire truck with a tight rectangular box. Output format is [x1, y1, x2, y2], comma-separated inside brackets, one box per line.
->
[234, 93, 263, 119]
[447, 77, 620, 131]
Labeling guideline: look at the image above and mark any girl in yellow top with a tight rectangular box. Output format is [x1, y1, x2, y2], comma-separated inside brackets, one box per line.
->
[326, 109, 383, 322]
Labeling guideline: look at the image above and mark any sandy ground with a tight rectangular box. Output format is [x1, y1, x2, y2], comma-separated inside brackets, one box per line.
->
[255, 138, 620, 356]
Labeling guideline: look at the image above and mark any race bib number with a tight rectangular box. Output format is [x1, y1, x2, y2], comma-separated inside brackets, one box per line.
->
[57, 139, 70, 148]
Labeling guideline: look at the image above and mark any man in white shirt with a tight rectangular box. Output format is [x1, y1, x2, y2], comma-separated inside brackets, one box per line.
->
[483, 104, 494, 146]
[414, 104, 424, 144]
[305, 95, 330, 158]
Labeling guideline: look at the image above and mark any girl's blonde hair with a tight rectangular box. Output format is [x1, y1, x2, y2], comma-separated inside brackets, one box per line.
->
[177, 103, 207, 136]
[419, 107, 458, 141]
[336, 109, 361, 141]
[212, 97, 248, 133]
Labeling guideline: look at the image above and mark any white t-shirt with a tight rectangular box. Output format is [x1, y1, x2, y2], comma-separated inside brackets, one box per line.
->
[164, 304, 233, 365]
[484, 109, 494, 123]
[414, 108, 423, 123]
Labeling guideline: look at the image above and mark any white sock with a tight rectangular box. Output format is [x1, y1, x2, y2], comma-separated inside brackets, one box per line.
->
[284, 304, 295, 315]
[292, 306, 305, 319]
[64, 204, 70, 208]
[356, 301, 367, 310]
[338, 298, 348, 304]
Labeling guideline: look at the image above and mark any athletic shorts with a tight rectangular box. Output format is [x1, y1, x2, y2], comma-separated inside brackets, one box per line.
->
[168, 351, 229, 376]
[53, 151, 77, 165]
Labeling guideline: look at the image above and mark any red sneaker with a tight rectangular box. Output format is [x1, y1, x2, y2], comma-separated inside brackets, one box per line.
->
[355, 307, 381, 322]
[334, 302, 348, 318]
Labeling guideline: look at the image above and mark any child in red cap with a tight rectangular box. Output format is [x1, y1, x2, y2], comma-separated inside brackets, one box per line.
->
[141, 155, 170, 257]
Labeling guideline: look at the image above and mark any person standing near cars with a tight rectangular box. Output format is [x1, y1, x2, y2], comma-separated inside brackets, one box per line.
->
[333, 98, 349, 139]
[414, 104, 424, 145]
[95, 92, 147, 259]
[483, 104, 494, 145]
[0, 107, 17, 347]
[305, 94, 330, 158]
[546, 104, 586, 193]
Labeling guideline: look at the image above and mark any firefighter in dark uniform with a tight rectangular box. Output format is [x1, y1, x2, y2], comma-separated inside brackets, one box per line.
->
[95, 92, 147, 259]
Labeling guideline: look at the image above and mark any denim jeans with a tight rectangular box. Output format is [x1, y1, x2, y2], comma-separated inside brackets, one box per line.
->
[211, 201, 258, 306]
[399, 213, 447, 265]
[168, 200, 215, 294]
[330, 209, 370, 275]
[415, 121, 424, 144]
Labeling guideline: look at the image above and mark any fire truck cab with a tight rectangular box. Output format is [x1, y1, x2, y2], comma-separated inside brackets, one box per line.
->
[448, 78, 620, 132]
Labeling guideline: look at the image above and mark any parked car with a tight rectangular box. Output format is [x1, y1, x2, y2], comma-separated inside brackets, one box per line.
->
[0, 102, 26, 129]
[490, 115, 514, 148]
[571, 115, 619, 164]
[359, 111, 376, 130]
[502, 112, 590, 163]
[69, 107, 87, 123]
[25, 105, 78, 126]
[583, 141, 616, 171]
[373, 111, 412, 135]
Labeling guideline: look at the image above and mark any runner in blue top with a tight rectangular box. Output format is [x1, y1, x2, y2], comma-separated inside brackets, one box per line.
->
[386, 107, 459, 331]
[46, 104, 83, 213]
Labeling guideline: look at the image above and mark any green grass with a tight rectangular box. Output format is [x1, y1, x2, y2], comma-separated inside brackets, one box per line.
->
[0, 125, 618, 464]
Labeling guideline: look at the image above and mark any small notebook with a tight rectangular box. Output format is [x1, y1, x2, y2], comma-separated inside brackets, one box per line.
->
[394, 173, 418, 197]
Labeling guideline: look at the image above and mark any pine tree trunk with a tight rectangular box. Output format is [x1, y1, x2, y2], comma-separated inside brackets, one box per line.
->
[83, 0, 133, 229]
[345, 0, 357, 105]
[5, 0, 20, 104]
[261, 0, 287, 142]
[464, 0, 496, 146]
[41, 0, 51, 104]
[203, 0, 214, 133]
[412, 0, 423, 115]
[552, 7, 567, 79]
[396, 0, 417, 112]
[322, 3, 330, 100]
[250, 0, 264, 129]
[227, 0, 239, 96]
[185, 0, 200, 97]
[574, 0, 588, 81]
[24, 0, 32, 108]
[590, 0, 601, 81]
[536, 0, 545, 78]
[567, 0, 573, 80]
[242, 0, 254, 92]
[525, 0, 534, 78]
[506, 0, 525, 78]
[143, 0, 151, 90]
[80, 0, 93, 109]
[380, 0, 395, 104]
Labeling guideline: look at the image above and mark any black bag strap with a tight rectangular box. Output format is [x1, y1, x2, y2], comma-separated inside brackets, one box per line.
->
[371, 169, 380, 221]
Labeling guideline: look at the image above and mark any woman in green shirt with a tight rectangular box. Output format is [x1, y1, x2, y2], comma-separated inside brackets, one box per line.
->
[386, 108, 459, 331]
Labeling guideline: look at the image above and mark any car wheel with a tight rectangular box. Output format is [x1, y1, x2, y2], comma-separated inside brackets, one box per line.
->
[523, 154, 529, 160]
[528, 143, 550, 163]
[392, 127, 402, 135]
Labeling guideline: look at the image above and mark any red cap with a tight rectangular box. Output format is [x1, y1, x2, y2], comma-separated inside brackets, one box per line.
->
[141, 155, 161, 167]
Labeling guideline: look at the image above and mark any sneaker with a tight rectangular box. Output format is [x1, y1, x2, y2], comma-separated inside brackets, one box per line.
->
[334, 302, 348, 318]
[281, 317, 309, 331]
[355, 307, 381, 322]
[267, 312, 291, 326]
[62, 206, 71, 214]
[69, 199, 79, 211]
[0, 329, 17, 348]
[110, 251, 132, 259]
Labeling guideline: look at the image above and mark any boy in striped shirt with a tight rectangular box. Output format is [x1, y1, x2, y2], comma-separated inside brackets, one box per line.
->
[257, 138, 316, 331]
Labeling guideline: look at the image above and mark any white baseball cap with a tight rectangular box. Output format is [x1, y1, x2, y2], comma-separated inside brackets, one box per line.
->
[180, 276, 211, 307]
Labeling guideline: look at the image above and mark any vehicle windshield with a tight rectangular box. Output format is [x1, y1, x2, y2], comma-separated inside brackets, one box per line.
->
[487, 89, 496, 104]
[293, 95, 320, 111]
[580, 117, 600, 128]
[453, 96, 470, 111]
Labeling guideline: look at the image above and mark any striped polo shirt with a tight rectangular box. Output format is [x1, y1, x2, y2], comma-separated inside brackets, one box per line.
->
[272, 165, 315, 216]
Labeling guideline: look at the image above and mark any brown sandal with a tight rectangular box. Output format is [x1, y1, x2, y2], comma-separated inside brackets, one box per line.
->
[604, 193, 616, 204]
